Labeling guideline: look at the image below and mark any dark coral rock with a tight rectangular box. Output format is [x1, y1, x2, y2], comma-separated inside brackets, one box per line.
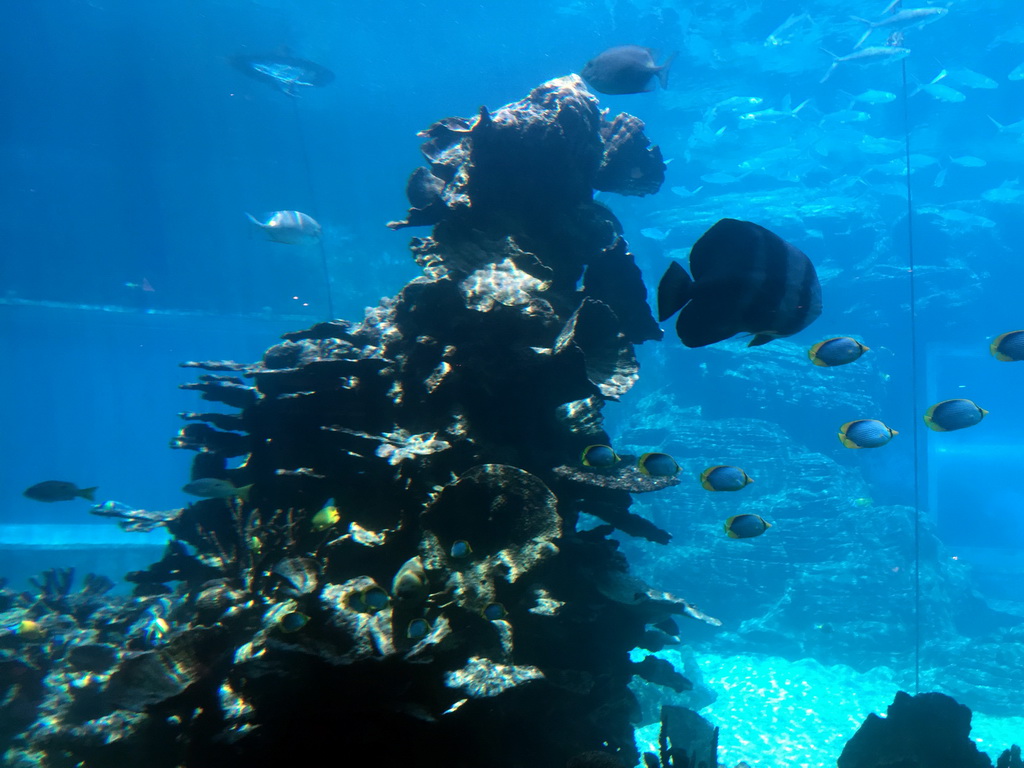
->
[838, 691, 992, 768]
[595, 111, 666, 196]
[657, 705, 719, 768]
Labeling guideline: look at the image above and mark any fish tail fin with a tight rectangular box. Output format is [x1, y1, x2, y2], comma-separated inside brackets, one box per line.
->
[988, 115, 1005, 131]
[791, 98, 811, 116]
[819, 51, 839, 83]
[853, 28, 873, 49]
[657, 51, 678, 90]
[657, 261, 694, 321]
[236, 484, 253, 502]
[78, 487, 98, 502]
[245, 212, 261, 227]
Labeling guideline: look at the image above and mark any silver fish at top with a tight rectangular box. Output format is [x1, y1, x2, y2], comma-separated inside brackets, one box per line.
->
[851, 7, 949, 49]
[246, 211, 322, 245]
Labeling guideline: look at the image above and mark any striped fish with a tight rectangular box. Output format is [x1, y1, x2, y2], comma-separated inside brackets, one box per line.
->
[657, 218, 822, 348]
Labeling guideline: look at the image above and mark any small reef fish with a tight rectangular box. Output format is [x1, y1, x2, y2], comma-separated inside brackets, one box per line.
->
[14, 620, 45, 640]
[392, 557, 427, 601]
[700, 465, 753, 492]
[483, 602, 508, 620]
[356, 585, 389, 612]
[23, 481, 97, 503]
[278, 611, 309, 633]
[638, 452, 681, 477]
[581, 46, 677, 95]
[923, 399, 988, 432]
[657, 218, 822, 348]
[182, 478, 251, 500]
[407, 618, 431, 639]
[991, 330, 1024, 361]
[450, 540, 473, 559]
[851, 8, 949, 49]
[724, 514, 771, 539]
[246, 211, 322, 244]
[820, 46, 911, 83]
[581, 444, 620, 468]
[838, 419, 898, 449]
[231, 53, 335, 97]
[846, 89, 897, 105]
[311, 501, 341, 532]
[808, 337, 869, 367]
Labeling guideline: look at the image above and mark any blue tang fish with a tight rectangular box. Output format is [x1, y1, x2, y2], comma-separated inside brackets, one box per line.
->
[724, 514, 772, 539]
[923, 399, 988, 432]
[838, 419, 898, 448]
[808, 337, 869, 367]
[700, 465, 754, 492]
[991, 330, 1024, 361]
[657, 219, 822, 348]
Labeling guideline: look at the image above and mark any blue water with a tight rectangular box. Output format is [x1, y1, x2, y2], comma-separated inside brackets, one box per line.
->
[2, 0, 1023, 763]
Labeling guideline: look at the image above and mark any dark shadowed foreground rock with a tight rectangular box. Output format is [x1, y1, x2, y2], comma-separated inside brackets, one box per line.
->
[838, 691, 992, 768]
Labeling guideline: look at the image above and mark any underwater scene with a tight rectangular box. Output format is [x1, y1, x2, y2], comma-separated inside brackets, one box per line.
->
[2, 0, 1023, 765]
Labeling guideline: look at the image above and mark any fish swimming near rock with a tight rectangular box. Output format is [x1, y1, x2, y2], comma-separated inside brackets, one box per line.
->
[638, 452, 681, 477]
[581, 46, 677, 95]
[808, 336, 869, 366]
[657, 218, 822, 348]
[581, 444, 620, 468]
[246, 211, 322, 245]
[991, 330, 1024, 361]
[700, 465, 753, 492]
[724, 514, 771, 539]
[310, 501, 341, 532]
[838, 419, 898, 448]
[23, 481, 97, 503]
[923, 399, 988, 432]
[231, 53, 335, 97]
[851, 8, 949, 49]
[182, 478, 251, 500]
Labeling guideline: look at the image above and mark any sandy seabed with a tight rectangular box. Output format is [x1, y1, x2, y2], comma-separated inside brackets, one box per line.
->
[635, 653, 1024, 768]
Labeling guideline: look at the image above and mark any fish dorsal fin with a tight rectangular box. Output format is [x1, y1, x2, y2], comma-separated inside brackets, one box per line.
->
[657, 261, 694, 321]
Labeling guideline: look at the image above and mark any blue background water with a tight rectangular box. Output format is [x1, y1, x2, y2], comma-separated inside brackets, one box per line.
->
[2, 0, 1022, 762]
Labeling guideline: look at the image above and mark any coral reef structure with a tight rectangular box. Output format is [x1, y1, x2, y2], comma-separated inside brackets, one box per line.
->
[2, 76, 718, 768]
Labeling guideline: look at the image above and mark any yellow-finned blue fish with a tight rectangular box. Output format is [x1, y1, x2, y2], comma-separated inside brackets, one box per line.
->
[407, 618, 431, 639]
[637, 452, 681, 477]
[700, 465, 754, 492]
[450, 540, 472, 559]
[724, 514, 772, 539]
[808, 337, 869, 367]
[923, 399, 988, 432]
[483, 602, 507, 620]
[356, 585, 389, 612]
[991, 330, 1024, 361]
[246, 211, 322, 244]
[838, 419, 898, 448]
[278, 611, 309, 633]
[311, 501, 341, 532]
[581, 444, 620, 468]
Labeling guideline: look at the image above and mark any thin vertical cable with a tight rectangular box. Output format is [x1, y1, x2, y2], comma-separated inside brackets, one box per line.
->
[899, 56, 922, 695]
[290, 99, 336, 319]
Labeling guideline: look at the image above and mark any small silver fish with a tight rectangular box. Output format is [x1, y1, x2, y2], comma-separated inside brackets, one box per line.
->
[246, 210, 322, 244]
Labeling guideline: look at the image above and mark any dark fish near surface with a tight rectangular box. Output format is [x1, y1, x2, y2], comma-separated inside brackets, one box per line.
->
[991, 330, 1024, 361]
[581, 46, 677, 95]
[923, 399, 988, 432]
[657, 219, 822, 348]
[23, 481, 97, 503]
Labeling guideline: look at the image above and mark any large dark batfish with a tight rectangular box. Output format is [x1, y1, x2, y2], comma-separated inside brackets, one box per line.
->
[657, 218, 822, 348]
[581, 46, 677, 95]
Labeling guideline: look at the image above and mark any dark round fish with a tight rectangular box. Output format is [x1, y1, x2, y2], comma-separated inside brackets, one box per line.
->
[657, 219, 822, 348]
[278, 611, 309, 633]
[581, 444, 620, 468]
[700, 465, 753, 491]
[808, 336, 869, 366]
[991, 330, 1024, 361]
[637, 452, 681, 477]
[838, 419, 898, 448]
[923, 399, 988, 432]
[581, 46, 677, 95]
[724, 514, 771, 539]
[23, 481, 97, 503]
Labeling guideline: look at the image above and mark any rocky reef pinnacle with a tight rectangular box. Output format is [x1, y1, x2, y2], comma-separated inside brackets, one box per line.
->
[1, 76, 717, 768]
